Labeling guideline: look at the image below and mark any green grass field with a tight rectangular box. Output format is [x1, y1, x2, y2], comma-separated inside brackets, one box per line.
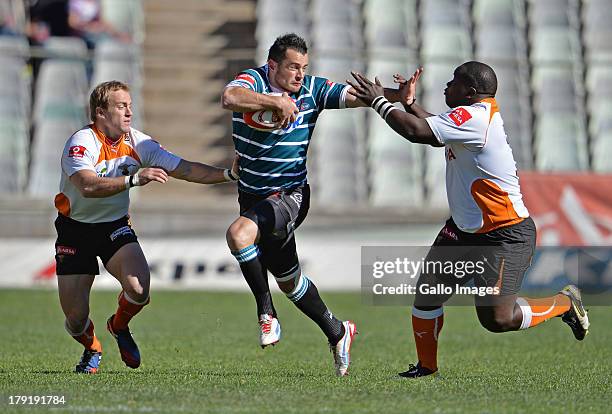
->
[0, 289, 610, 413]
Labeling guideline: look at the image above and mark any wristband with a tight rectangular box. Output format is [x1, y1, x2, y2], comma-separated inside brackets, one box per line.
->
[125, 175, 130, 189]
[371, 96, 398, 121]
[128, 173, 140, 188]
[223, 169, 238, 182]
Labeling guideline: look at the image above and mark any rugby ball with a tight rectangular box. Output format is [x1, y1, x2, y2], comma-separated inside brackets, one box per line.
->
[243, 92, 284, 132]
[243, 109, 281, 131]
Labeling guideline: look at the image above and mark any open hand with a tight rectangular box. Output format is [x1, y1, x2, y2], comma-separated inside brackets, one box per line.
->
[393, 67, 423, 106]
[346, 72, 385, 106]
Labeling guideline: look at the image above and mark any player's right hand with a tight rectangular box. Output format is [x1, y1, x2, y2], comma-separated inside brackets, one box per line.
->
[394, 67, 423, 106]
[136, 167, 169, 185]
[275, 92, 299, 129]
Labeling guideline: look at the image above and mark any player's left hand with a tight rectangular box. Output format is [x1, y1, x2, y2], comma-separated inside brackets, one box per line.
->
[346, 72, 385, 106]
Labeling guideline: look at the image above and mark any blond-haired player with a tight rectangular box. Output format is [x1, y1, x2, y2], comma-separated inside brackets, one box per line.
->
[55, 81, 239, 373]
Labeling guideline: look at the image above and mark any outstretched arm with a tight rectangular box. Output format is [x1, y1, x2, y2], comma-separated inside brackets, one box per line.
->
[347, 72, 443, 147]
[344, 86, 403, 108]
[69, 167, 169, 198]
[169, 154, 240, 185]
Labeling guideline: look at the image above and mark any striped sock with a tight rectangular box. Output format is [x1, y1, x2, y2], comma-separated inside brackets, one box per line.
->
[516, 295, 571, 329]
[232, 244, 275, 317]
[286, 274, 345, 345]
[411, 306, 444, 371]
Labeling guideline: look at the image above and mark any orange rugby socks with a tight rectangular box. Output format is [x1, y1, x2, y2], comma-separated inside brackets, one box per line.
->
[112, 291, 150, 331]
[516, 294, 570, 329]
[66, 319, 102, 352]
[411, 307, 444, 371]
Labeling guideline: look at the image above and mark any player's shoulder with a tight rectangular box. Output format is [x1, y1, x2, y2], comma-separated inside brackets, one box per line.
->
[239, 66, 268, 84]
[128, 127, 151, 143]
[444, 104, 488, 128]
[66, 125, 96, 147]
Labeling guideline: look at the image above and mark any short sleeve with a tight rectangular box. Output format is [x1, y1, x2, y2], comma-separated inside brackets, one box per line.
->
[425, 106, 487, 147]
[311, 76, 350, 110]
[61, 134, 96, 177]
[225, 69, 265, 93]
[132, 130, 182, 171]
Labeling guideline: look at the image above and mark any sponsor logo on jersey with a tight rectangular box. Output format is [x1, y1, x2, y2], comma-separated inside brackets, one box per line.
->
[448, 107, 472, 126]
[56, 246, 76, 255]
[326, 79, 336, 87]
[282, 113, 305, 132]
[68, 145, 87, 158]
[299, 101, 310, 111]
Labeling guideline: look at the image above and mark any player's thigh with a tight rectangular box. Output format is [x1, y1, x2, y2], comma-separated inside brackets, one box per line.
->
[54, 214, 100, 276]
[241, 185, 310, 240]
[57, 274, 95, 318]
[414, 224, 475, 308]
[104, 242, 150, 293]
[473, 218, 537, 301]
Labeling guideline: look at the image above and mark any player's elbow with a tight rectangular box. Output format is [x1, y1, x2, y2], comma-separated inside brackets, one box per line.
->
[79, 185, 100, 198]
[80, 188, 96, 198]
[221, 88, 237, 110]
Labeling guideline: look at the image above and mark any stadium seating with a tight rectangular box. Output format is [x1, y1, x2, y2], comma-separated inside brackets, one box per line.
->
[0, 119, 28, 193]
[33, 60, 89, 125]
[101, 0, 145, 43]
[592, 127, 612, 173]
[2, 0, 611, 208]
[44, 36, 89, 59]
[312, 110, 368, 205]
[424, 145, 448, 211]
[534, 114, 589, 171]
[28, 120, 84, 197]
[473, 0, 519, 27]
[363, 0, 418, 54]
[368, 115, 424, 207]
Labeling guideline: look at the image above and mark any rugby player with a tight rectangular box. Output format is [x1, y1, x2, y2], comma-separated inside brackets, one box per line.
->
[221, 33, 404, 376]
[55, 80, 239, 374]
[347, 61, 590, 378]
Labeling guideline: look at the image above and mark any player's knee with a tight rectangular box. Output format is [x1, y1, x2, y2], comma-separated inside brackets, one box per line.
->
[123, 277, 149, 303]
[65, 311, 88, 332]
[226, 220, 257, 249]
[276, 279, 295, 293]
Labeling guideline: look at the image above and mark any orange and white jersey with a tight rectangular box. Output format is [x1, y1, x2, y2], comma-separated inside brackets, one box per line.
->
[55, 125, 181, 223]
[425, 98, 529, 233]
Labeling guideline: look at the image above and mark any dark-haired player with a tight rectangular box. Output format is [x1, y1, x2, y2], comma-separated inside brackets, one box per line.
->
[222, 33, 408, 376]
